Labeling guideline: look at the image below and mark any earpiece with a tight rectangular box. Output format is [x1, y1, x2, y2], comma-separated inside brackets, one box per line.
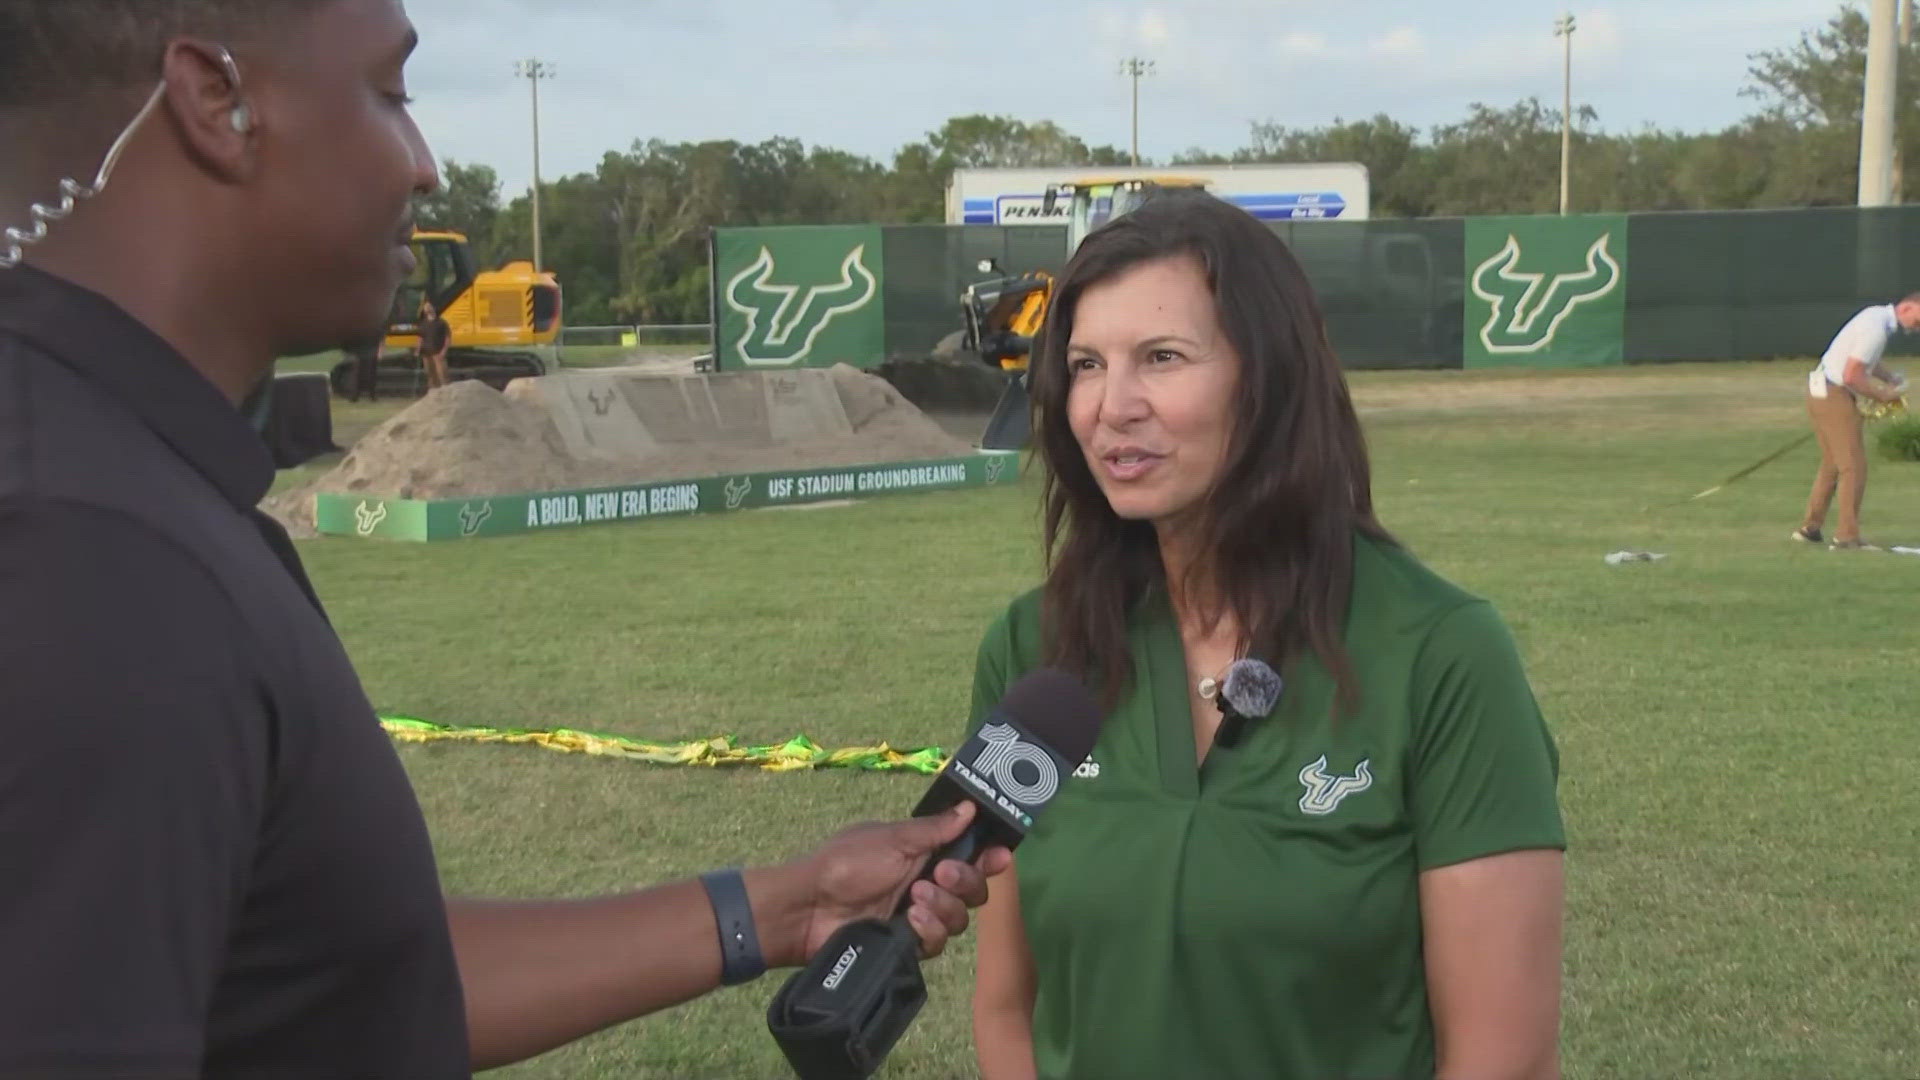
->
[217, 47, 252, 134]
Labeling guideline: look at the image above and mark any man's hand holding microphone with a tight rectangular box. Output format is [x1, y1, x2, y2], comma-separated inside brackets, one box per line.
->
[738, 799, 1016, 973]
[764, 668, 1103, 1079]
[450, 669, 1097, 1076]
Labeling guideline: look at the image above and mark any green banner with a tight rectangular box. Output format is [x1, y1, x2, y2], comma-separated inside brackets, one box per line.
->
[312, 452, 1019, 542]
[1464, 214, 1627, 368]
[713, 225, 885, 370]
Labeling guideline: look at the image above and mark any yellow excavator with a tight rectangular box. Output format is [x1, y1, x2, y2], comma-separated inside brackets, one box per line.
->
[963, 175, 1211, 448]
[330, 229, 563, 397]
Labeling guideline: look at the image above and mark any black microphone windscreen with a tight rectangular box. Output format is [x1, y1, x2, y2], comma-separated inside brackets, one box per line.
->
[1221, 659, 1282, 719]
[994, 667, 1103, 764]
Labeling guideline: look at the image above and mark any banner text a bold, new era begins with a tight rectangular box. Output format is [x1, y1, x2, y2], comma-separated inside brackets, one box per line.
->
[525, 483, 701, 529]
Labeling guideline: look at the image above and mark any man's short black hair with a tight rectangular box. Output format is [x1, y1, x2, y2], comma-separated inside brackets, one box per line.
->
[0, 1, 325, 111]
[1903, 292, 1920, 307]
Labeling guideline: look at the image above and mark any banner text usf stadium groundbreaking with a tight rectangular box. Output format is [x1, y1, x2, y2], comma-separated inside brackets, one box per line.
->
[314, 451, 1018, 542]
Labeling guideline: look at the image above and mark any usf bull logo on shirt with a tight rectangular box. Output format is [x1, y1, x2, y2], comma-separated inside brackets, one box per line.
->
[1297, 755, 1374, 816]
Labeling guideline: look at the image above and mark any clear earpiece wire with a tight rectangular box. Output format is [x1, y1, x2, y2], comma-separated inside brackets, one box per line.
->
[0, 79, 170, 269]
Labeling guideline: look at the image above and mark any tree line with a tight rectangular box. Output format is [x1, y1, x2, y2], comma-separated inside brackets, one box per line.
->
[412, 5, 1917, 327]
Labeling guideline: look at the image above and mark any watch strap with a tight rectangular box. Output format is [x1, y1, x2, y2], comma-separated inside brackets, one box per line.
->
[700, 867, 767, 986]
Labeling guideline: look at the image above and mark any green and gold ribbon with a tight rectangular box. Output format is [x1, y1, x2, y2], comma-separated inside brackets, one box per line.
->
[379, 715, 949, 775]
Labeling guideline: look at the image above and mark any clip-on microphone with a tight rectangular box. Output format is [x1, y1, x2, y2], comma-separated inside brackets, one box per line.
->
[1212, 658, 1282, 749]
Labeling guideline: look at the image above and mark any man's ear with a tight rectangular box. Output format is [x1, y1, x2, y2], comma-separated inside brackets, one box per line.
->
[158, 40, 256, 183]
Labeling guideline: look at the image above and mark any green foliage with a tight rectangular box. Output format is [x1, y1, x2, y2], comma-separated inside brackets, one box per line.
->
[1875, 413, 1920, 461]
[412, 161, 502, 265]
[926, 114, 1129, 169]
[439, 6, 1920, 331]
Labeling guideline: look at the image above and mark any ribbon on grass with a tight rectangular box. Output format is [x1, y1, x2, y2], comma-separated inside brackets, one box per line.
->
[379, 715, 949, 775]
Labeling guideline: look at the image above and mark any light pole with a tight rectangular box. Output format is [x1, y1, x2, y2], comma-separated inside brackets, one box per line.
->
[1119, 57, 1155, 166]
[1859, 0, 1896, 206]
[1894, 0, 1911, 200]
[1554, 13, 1575, 215]
[514, 58, 555, 271]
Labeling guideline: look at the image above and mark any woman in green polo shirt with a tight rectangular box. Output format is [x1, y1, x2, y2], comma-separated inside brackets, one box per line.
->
[967, 189, 1566, 1080]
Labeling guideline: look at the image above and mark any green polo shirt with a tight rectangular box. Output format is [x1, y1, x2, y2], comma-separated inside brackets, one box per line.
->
[966, 532, 1565, 1080]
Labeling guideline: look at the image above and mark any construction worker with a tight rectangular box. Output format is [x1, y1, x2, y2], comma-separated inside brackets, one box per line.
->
[417, 298, 450, 390]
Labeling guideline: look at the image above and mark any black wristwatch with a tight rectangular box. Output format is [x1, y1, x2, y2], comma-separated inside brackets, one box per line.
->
[700, 867, 768, 986]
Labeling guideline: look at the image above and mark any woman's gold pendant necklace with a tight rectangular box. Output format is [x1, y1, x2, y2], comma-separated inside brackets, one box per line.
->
[1197, 665, 1231, 703]
[1194, 636, 1247, 704]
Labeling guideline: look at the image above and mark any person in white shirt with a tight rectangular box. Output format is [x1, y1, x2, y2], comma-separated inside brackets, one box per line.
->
[1793, 294, 1920, 549]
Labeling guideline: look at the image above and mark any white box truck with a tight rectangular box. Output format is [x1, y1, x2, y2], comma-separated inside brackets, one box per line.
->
[946, 163, 1371, 227]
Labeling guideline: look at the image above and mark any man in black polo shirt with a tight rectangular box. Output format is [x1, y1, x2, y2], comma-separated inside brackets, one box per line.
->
[0, 2, 1006, 1076]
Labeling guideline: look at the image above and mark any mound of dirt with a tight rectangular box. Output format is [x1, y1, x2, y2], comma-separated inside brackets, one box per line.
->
[264, 365, 977, 537]
[872, 355, 1013, 414]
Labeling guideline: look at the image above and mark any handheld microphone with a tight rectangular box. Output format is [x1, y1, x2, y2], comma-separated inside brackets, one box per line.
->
[766, 666, 1103, 1080]
[1213, 658, 1282, 749]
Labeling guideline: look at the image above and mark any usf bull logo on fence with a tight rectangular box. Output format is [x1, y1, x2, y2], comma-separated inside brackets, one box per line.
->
[1463, 214, 1628, 368]
[715, 226, 885, 369]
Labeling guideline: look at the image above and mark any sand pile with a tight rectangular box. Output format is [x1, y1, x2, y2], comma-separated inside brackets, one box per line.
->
[265, 364, 976, 537]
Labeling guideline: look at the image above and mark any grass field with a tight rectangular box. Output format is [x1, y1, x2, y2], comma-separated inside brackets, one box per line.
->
[287, 359, 1920, 1079]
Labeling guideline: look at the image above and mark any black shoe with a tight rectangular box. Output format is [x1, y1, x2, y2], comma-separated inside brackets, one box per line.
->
[1790, 526, 1822, 544]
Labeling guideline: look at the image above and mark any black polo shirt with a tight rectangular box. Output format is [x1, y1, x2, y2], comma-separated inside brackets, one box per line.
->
[0, 265, 470, 1077]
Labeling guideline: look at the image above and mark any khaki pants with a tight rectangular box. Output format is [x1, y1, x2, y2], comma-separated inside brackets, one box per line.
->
[1802, 386, 1866, 542]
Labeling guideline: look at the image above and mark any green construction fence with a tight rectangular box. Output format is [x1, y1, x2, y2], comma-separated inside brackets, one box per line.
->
[708, 205, 1920, 373]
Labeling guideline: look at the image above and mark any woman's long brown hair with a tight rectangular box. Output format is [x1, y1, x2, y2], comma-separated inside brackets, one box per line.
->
[1028, 188, 1394, 712]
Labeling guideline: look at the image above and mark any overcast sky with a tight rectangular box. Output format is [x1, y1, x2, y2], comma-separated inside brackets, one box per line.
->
[398, 0, 1863, 197]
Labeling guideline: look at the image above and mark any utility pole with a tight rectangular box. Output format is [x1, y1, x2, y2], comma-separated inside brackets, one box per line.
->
[1119, 57, 1155, 166]
[514, 58, 555, 271]
[1554, 13, 1576, 215]
[1859, 0, 1897, 206]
